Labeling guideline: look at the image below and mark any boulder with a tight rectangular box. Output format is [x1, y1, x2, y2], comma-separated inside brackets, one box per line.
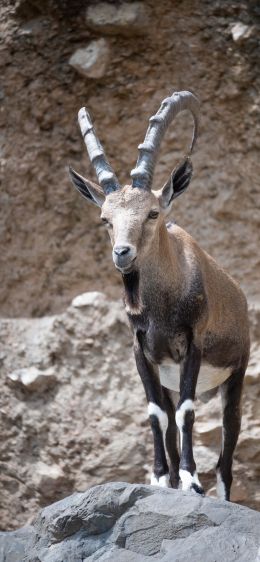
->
[71, 291, 107, 309]
[0, 482, 259, 562]
[69, 39, 110, 79]
[86, 2, 150, 36]
[7, 366, 57, 392]
[230, 22, 254, 43]
[31, 462, 66, 499]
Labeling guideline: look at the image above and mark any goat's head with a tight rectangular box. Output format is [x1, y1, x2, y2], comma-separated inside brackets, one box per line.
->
[70, 91, 199, 274]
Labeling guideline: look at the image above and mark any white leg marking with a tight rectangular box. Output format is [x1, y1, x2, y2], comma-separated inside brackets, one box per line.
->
[148, 402, 168, 447]
[216, 470, 226, 500]
[158, 473, 170, 487]
[150, 472, 159, 486]
[150, 472, 170, 488]
[179, 469, 202, 492]
[148, 402, 168, 433]
[179, 469, 193, 491]
[175, 399, 194, 428]
[175, 399, 194, 451]
[176, 400, 202, 492]
[148, 403, 169, 486]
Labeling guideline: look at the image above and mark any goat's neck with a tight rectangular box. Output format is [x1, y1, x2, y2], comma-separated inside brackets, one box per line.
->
[123, 223, 183, 313]
[142, 222, 182, 289]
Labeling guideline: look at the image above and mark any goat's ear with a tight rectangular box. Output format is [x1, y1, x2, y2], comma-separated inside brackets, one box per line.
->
[157, 158, 193, 214]
[69, 166, 105, 208]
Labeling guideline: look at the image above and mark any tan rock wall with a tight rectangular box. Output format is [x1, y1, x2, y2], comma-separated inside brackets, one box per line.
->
[0, 0, 259, 317]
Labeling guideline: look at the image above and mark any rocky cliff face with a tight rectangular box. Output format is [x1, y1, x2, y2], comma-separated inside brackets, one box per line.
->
[0, 293, 259, 531]
[0, 0, 259, 317]
[0, 482, 259, 562]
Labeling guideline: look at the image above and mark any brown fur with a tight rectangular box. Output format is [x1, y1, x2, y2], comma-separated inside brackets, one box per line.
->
[74, 178, 250, 375]
[165, 223, 250, 370]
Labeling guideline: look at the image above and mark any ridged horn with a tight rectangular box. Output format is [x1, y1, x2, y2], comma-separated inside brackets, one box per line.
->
[130, 91, 200, 190]
[78, 107, 120, 194]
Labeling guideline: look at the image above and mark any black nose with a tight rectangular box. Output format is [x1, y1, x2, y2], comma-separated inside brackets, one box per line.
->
[114, 246, 130, 256]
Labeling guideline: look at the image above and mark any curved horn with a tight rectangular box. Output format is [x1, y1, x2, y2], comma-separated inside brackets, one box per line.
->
[130, 91, 200, 190]
[78, 107, 120, 194]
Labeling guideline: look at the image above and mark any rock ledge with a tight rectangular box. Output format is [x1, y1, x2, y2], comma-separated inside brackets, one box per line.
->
[0, 482, 259, 561]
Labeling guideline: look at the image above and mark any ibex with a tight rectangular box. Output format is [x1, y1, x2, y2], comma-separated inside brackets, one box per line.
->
[70, 91, 250, 500]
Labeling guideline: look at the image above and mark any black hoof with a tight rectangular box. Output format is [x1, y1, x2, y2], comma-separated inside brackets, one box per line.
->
[191, 483, 205, 496]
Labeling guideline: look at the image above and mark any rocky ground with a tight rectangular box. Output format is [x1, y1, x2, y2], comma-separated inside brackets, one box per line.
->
[0, 292, 259, 531]
[0, 482, 259, 561]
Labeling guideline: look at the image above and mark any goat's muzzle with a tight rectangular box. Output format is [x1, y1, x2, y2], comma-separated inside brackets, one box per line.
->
[112, 245, 137, 273]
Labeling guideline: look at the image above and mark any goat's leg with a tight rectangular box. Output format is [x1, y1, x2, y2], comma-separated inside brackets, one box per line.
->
[162, 387, 180, 488]
[176, 342, 204, 494]
[216, 367, 245, 501]
[134, 334, 170, 487]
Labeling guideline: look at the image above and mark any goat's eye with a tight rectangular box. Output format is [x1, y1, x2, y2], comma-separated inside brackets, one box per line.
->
[148, 210, 159, 220]
[101, 217, 112, 227]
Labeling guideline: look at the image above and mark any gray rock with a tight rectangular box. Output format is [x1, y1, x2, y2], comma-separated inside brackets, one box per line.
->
[31, 462, 66, 499]
[86, 2, 150, 36]
[71, 291, 107, 309]
[8, 366, 57, 392]
[230, 22, 254, 43]
[18, 18, 46, 37]
[0, 482, 259, 562]
[69, 39, 110, 79]
[0, 527, 35, 562]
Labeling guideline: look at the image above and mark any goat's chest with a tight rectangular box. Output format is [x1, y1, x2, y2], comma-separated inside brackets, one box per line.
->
[143, 321, 189, 365]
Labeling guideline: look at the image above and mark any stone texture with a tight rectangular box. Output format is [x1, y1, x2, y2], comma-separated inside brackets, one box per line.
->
[86, 2, 150, 36]
[0, 483, 259, 562]
[0, 293, 259, 530]
[69, 39, 110, 79]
